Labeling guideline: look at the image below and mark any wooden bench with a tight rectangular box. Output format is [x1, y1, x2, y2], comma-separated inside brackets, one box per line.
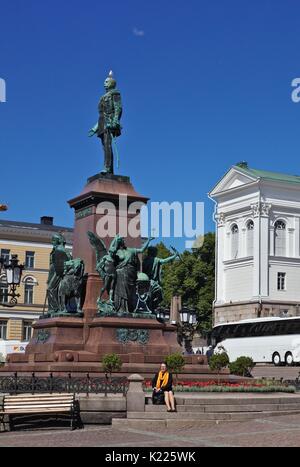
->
[0, 394, 77, 431]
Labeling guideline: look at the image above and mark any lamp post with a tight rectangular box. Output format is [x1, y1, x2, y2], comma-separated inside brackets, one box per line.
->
[0, 255, 25, 307]
[177, 306, 198, 354]
[156, 307, 170, 323]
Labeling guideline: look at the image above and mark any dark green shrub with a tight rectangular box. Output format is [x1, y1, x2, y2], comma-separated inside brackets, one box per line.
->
[165, 353, 185, 381]
[229, 356, 255, 377]
[102, 353, 122, 379]
[209, 352, 229, 382]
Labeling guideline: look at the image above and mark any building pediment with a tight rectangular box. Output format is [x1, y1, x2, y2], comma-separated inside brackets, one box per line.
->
[209, 167, 258, 198]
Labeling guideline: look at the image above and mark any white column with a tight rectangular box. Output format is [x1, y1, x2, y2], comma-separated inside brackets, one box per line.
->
[240, 222, 247, 258]
[287, 228, 295, 258]
[260, 214, 270, 298]
[251, 202, 271, 299]
[295, 217, 300, 257]
[252, 213, 260, 298]
[269, 226, 275, 256]
[215, 213, 225, 304]
[224, 226, 231, 262]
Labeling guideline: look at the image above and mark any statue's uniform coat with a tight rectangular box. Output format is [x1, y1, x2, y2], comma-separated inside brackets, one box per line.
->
[97, 90, 122, 137]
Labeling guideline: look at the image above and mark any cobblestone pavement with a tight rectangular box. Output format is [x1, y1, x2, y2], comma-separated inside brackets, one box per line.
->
[252, 364, 300, 380]
[2, 413, 300, 447]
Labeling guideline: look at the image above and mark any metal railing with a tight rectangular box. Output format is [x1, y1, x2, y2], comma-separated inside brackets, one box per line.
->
[0, 373, 128, 397]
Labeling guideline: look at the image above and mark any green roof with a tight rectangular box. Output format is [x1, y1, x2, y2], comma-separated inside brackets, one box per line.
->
[234, 164, 300, 185]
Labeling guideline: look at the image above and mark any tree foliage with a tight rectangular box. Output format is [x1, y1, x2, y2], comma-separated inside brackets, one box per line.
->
[165, 353, 185, 381]
[229, 356, 255, 377]
[155, 233, 215, 336]
[209, 352, 230, 373]
[102, 353, 122, 377]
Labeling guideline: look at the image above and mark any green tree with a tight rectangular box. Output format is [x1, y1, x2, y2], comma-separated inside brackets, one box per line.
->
[209, 352, 230, 383]
[157, 233, 215, 336]
[165, 353, 185, 382]
[229, 356, 255, 377]
[102, 353, 122, 380]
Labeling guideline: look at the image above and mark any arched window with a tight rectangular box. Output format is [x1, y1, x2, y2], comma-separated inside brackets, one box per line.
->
[231, 224, 239, 259]
[274, 220, 286, 256]
[246, 220, 254, 257]
[24, 278, 34, 305]
[0, 275, 8, 304]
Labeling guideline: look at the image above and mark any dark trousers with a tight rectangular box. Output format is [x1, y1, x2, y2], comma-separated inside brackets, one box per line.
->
[100, 131, 114, 173]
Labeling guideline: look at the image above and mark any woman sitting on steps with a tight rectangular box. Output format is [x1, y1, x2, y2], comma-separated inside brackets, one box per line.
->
[152, 362, 176, 412]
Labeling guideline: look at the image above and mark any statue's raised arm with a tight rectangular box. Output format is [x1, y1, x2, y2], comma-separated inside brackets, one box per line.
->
[136, 237, 155, 254]
[159, 246, 180, 265]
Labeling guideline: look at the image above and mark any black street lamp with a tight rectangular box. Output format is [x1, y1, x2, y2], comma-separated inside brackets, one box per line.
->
[156, 307, 170, 323]
[0, 255, 25, 307]
[177, 306, 198, 354]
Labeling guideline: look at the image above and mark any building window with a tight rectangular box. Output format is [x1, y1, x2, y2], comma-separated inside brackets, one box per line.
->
[23, 321, 33, 341]
[24, 278, 34, 305]
[274, 221, 286, 256]
[231, 224, 239, 259]
[277, 272, 286, 291]
[25, 251, 35, 269]
[0, 249, 10, 264]
[0, 321, 7, 340]
[246, 220, 254, 257]
[0, 277, 8, 303]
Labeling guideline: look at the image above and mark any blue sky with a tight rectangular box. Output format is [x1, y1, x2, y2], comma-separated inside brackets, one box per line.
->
[1, 0, 300, 250]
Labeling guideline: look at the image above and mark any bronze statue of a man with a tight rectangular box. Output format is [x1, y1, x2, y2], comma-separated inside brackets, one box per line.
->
[89, 71, 122, 174]
[47, 233, 72, 313]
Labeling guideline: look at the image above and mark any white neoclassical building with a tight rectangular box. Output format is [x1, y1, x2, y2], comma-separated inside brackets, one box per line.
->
[209, 162, 300, 325]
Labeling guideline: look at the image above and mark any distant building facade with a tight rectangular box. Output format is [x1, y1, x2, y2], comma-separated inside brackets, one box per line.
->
[210, 163, 300, 325]
[0, 217, 73, 359]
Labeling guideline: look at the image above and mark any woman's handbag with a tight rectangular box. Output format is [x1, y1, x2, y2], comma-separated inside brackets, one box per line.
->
[152, 389, 165, 405]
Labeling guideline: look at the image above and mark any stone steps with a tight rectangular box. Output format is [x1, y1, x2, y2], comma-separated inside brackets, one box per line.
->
[112, 393, 300, 429]
[146, 395, 300, 405]
[112, 410, 300, 429]
[145, 403, 300, 413]
[127, 409, 300, 420]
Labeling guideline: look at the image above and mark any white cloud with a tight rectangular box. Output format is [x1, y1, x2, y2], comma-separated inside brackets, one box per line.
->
[133, 27, 145, 37]
[0, 78, 6, 103]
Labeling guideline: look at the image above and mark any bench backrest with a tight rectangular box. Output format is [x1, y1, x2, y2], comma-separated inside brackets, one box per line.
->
[3, 394, 75, 412]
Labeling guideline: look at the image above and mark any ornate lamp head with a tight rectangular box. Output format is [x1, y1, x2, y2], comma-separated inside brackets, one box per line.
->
[136, 272, 151, 297]
[104, 70, 117, 91]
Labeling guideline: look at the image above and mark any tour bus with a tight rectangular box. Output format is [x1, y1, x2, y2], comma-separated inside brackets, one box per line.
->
[209, 316, 300, 366]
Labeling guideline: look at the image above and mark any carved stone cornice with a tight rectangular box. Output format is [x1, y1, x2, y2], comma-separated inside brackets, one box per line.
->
[215, 212, 225, 226]
[250, 202, 272, 218]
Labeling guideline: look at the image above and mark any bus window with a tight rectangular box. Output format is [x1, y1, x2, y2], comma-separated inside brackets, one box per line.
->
[258, 322, 274, 336]
[267, 321, 277, 335]
[235, 323, 249, 338]
[292, 320, 300, 334]
[211, 326, 222, 345]
[223, 325, 236, 341]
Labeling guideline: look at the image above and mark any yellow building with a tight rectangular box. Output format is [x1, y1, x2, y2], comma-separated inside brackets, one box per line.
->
[0, 216, 73, 360]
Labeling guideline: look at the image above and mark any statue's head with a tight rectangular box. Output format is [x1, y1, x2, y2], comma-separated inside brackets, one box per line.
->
[104, 70, 117, 91]
[148, 246, 158, 258]
[52, 233, 66, 247]
[109, 234, 125, 253]
[117, 236, 126, 248]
